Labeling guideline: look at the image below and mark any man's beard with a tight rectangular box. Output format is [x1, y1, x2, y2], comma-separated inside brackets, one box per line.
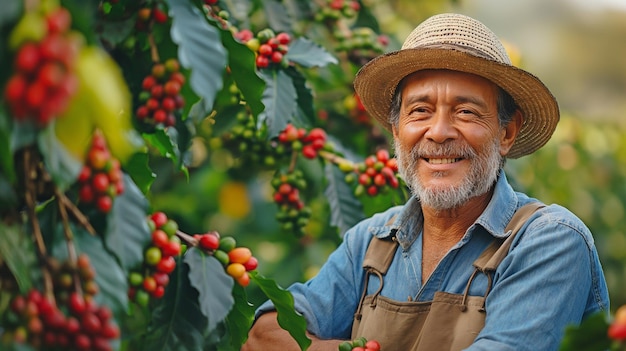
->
[394, 138, 502, 211]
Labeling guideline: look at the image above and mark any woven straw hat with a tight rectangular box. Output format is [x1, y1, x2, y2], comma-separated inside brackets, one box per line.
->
[353, 13, 560, 158]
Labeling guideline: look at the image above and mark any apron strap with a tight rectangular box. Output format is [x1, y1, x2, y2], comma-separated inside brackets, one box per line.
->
[473, 202, 545, 272]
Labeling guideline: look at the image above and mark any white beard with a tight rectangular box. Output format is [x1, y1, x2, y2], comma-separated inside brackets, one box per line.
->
[394, 138, 502, 211]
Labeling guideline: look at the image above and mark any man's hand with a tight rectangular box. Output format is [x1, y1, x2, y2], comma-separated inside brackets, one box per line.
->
[242, 311, 344, 351]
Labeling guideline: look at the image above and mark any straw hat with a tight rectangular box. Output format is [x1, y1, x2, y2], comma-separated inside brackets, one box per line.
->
[353, 13, 560, 159]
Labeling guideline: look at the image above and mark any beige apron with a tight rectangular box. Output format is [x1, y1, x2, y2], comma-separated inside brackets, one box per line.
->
[351, 203, 543, 351]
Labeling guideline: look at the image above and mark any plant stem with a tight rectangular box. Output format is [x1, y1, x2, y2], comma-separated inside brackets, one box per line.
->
[59, 193, 96, 236]
[54, 188, 82, 295]
[23, 148, 54, 302]
[318, 150, 355, 168]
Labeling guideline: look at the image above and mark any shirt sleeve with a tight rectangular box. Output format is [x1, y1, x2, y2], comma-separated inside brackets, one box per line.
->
[254, 220, 373, 339]
[465, 205, 609, 351]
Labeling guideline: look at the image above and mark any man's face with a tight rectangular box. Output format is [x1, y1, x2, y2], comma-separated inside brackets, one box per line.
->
[392, 70, 508, 211]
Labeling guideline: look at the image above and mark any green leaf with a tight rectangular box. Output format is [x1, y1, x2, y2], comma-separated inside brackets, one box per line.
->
[286, 38, 338, 68]
[224, 283, 256, 349]
[105, 174, 151, 270]
[259, 69, 297, 138]
[0, 174, 18, 213]
[0, 109, 15, 183]
[285, 67, 315, 126]
[74, 226, 128, 319]
[324, 163, 364, 236]
[218, 22, 265, 117]
[250, 271, 311, 351]
[168, 0, 226, 112]
[37, 125, 83, 191]
[558, 312, 611, 351]
[45, 217, 128, 318]
[0, 0, 21, 31]
[185, 248, 234, 333]
[125, 152, 156, 195]
[143, 129, 179, 164]
[142, 255, 208, 351]
[0, 222, 36, 293]
[261, 0, 292, 34]
[97, 12, 136, 47]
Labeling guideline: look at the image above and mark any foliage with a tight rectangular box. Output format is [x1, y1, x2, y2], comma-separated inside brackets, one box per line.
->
[2, 0, 626, 350]
[0, 0, 405, 350]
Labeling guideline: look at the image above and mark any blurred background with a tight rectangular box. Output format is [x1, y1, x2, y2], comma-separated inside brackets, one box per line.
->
[150, 0, 626, 311]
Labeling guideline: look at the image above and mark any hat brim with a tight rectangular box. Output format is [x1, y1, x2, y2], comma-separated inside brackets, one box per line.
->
[353, 48, 560, 159]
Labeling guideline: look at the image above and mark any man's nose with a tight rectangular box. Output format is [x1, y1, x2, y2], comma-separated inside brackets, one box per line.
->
[424, 110, 458, 143]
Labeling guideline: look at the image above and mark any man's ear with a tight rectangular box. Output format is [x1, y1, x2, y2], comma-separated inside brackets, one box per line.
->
[500, 110, 523, 156]
[391, 124, 398, 139]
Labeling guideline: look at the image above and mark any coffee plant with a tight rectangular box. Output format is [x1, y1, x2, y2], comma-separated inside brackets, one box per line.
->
[3, 0, 625, 350]
[0, 0, 409, 350]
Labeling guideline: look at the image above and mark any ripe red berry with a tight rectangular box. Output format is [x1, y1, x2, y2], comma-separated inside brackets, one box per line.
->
[92, 173, 110, 193]
[152, 8, 168, 23]
[81, 312, 103, 335]
[4, 74, 27, 102]
[96, 195, 113, 213]
[243, 256, 258, 271]
[258, 44, 273, 56]
[373, 173, 386, 187]
[270, 51, 283, 64]
[164, 81, 181, 96]
[255, 55, 269, 68]
[199, 234, 219, 250]
[276, 32, 291, 45]
[15, 43, 41, 74]
[301, 144, 317, 159]
[68, 292, 86, 315]
[46, 7, 72, 34]
[79, 184, 94, 203]
[151, 212, 168, 228]
[153, 109, 167, 123]
[142, 276, 157, 293]
[152, 229, 169, 248]
[153, 272, 170, 287]
[156, 256, 176, 274]
[101, 323, 120, 338]
[162, 239, 181, 257]
[142, 75, 157, 90]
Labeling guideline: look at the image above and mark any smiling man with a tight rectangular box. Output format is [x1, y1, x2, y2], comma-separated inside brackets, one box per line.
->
[243, 13, 609, 351]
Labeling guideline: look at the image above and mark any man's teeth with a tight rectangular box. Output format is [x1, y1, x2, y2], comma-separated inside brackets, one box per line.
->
[427, 158, 460, 164]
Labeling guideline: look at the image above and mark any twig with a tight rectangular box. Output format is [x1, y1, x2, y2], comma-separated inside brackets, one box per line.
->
[54, 188, 82, 294]
[23, 148, 55, 303]
[318, 150, 355, 169]
[59, 193, 97, 236]
[147, 32, 160, 63]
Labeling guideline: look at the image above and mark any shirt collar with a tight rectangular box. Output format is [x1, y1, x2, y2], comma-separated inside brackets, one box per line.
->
[372, 171, 519, 250]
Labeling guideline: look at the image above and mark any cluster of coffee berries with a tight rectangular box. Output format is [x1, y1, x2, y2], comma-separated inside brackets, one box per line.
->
[136, 4, 169, 30]
[234, 28, 292, 69]
[271, 170, 312, 236]
[343, 149, 401, 197]
[343, 94, 371, 126]
[2, 289, 120, 350]
[336, 27, 389, 58]
[128, 212, 182, 306]
[77, 131, 124, 214]
[609, 305, 626, 342]
[51, 254, 99, 304]
[276, 123, 329, 160]
[135, 59, 186, 129]
[339, 337, 381, 351]
[4, 7, 80, 126]
[195, 232, 258, 287]
[314, 0, 361, 21]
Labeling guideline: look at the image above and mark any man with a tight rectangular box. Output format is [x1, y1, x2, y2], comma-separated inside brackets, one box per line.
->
[243, 13, 609, 351]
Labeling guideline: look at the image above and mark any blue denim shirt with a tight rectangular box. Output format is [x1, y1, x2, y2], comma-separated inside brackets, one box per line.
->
[257, 172, 609, 351]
